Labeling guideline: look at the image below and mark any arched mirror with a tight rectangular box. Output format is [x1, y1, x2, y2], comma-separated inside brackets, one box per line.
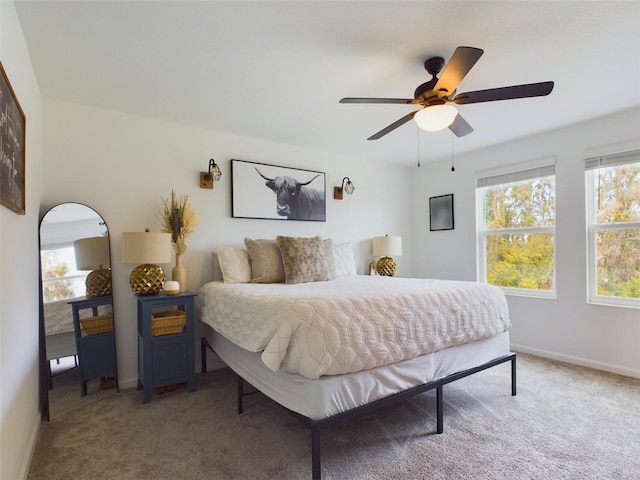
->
[39, 203, 118, 420]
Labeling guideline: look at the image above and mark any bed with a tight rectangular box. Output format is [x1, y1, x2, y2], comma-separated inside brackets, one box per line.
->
[197, 238, 516, 479]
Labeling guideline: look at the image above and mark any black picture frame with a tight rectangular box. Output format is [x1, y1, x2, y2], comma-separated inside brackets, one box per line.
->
[231, 159, 326, 222]
[0, 62, 26, 215]
[429, 194, 454, 231]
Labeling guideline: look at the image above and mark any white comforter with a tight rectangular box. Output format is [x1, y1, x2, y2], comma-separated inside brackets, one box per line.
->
[197, 276, 510, 379]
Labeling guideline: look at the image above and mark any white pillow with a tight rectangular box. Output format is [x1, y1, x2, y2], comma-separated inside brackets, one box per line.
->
[332, 242, 357, 277]
[216, 247, 252, 284]
[323, 238, 337, 279]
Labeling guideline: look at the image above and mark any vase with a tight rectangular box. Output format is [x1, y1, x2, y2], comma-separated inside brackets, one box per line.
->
[172, 253, 187, 293]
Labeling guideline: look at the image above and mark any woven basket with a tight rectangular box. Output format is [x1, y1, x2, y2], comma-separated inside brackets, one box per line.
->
[152, 310, 186, 336]
[80, 315, 114, 335]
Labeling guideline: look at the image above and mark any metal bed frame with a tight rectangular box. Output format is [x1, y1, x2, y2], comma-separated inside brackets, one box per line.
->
[202, 337, 516, 480]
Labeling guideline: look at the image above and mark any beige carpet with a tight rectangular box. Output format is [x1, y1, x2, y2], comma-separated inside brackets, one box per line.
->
[28, 353, 640, 479]
[47, 357, 119, 420]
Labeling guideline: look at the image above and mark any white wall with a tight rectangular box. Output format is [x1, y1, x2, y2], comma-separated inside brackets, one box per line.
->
[411, 107, 640, 378]
[0, 1, 44, 478]
[42, 98, 413, 389]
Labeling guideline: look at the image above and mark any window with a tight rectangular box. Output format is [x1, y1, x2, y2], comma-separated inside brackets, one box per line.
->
[476, 161, 556, 297]
[41, 243, 87, 302]
[585, 149, 640, 308]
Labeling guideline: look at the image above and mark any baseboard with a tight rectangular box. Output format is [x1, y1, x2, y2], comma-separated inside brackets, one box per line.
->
[511, 343, 640, 379]
[20, 412, 42, 479]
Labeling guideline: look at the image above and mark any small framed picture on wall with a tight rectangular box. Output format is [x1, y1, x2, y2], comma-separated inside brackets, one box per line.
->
[429, 194, 454, 231]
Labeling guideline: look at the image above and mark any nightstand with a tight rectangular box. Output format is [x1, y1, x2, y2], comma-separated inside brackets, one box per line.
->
[136, 291, 197, 404]
[69, 295, 118, 397]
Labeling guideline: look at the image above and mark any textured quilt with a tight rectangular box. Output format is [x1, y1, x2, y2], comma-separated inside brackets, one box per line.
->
[197, 276, 511, 379]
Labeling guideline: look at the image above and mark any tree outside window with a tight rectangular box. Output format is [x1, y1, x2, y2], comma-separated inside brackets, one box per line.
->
[586, 154, 640, 306]
[41, 245, 86, 302]
[477, 164, 556, 297]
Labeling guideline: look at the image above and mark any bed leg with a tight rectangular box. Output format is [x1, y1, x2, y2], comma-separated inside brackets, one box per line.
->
[200, 337, 207, 373]
[436, 385, 444, 434]
[311, 427, 321, 480]
[511, 354, 517, 396]
[237, 375, 244, 414]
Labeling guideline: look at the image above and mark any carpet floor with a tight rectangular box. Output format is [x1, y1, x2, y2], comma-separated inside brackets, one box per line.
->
[28, 353, 640, 479]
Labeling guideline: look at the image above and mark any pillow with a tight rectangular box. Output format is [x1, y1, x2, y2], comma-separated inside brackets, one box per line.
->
[323, 238, 337, 279]
[276, 235, 329, 284]
[216, 247, 251, 284]
[244, 238, 285, 283]
[332, 242, 357, 277]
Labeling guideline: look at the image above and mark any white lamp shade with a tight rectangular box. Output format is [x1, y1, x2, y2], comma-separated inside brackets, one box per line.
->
[414, 104, 458, 132]
[372, 236, 402, 257]
[74, 237, 110, 270]
[121, 232, 172, 264]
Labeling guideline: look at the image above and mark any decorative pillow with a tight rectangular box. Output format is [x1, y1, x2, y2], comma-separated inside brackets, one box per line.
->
[323, 238, 337, 279]
[216, 247, 251, 284]
[244, 238, 285, 283]
[276, 236, 329, 284]
[332, 242, 357, 277]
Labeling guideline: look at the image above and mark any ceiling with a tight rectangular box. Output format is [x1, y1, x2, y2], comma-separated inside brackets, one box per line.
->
[14, 1, 640, 166]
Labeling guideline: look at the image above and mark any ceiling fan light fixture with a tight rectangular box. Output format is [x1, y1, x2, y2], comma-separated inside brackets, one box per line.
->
[414, 104, 458, 132]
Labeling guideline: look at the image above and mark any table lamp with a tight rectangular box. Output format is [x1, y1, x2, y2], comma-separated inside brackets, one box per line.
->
[121, 230, 172, 295]
[372, 235, 402, 276]
[74, 236, 112, 298]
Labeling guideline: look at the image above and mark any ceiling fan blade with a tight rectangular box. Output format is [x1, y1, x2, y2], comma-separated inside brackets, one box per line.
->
[453, 81, 554, 104]
[367, 111, 418, 140]
[340, 97, 416, 104]
[448, 113, 474, 137]
[433, 46, 484, 96]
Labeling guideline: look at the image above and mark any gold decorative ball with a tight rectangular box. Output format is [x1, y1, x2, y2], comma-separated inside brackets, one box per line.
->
[85, 268, 112, 298]
[376, 256, 397, 276]
[130, 264, 165, 296]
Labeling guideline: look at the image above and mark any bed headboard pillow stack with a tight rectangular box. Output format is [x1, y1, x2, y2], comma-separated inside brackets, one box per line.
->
[216, 236, 357, 285]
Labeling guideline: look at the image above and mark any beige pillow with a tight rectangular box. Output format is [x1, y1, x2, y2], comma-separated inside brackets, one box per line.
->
[216, 247, 251, 284]
[276, 236, 329, 284]
[244, 238, 285, 283]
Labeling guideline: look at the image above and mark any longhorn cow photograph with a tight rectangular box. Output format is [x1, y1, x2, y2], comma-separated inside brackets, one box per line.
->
[231, 159, 326, 222]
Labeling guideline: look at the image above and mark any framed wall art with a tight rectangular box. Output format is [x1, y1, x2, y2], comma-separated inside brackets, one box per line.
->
[0, 62, 26, 215]
[429, 194, 454, 231]
[231, 159, 326, 222]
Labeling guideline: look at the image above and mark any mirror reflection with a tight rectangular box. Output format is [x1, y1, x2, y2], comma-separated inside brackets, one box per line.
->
[39, 203, 118, 419]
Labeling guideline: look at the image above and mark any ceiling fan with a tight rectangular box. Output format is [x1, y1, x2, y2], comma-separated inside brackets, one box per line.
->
[340, 46, 554, 140]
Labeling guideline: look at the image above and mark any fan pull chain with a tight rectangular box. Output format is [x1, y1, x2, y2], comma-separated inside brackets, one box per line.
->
[417, 128, 421, 167]
[451, 133, 455, 172]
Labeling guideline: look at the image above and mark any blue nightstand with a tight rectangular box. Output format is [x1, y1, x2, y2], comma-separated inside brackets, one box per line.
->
[69, 295, 118, 397]
[136, 291, 197, 404]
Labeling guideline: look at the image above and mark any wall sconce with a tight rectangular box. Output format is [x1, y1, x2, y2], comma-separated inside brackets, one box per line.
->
[333, 177, 355, 200]
[200, 158, 222, 189]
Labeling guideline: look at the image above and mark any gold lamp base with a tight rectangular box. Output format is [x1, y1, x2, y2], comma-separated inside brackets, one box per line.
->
[130, 264, 165, 296]
[376, 256, 397, 276]
[85, 268, 112, 298]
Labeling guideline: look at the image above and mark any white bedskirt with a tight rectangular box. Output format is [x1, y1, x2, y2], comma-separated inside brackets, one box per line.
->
[204, 324, 511, 421]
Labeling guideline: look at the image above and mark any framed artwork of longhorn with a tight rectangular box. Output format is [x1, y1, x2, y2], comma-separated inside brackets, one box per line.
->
[231, 159, 326, 222]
